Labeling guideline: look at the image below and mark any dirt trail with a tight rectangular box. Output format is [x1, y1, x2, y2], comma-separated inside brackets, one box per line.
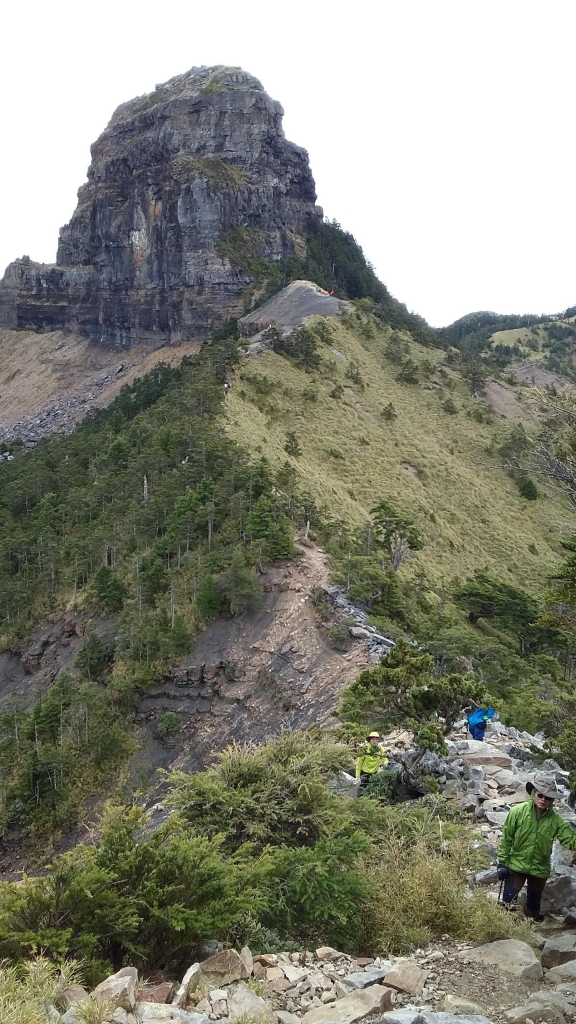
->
[136, 544, 366, 776]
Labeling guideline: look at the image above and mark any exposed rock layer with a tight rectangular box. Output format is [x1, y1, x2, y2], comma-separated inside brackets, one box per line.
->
[0, 66, 321, 346]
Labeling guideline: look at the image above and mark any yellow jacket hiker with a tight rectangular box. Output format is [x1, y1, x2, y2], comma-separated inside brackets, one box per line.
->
[355, 732, 389, 791]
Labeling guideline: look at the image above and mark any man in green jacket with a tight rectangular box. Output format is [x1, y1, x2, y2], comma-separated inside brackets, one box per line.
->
[497, 774, 576, 919]
[355, 731, 389, 793]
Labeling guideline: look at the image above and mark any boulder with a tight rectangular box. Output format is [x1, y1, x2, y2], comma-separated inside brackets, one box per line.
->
[505, 1004, 566, 1024]
[93, 967, 138, 1012]
[384, 961, 429, 996]
[442, 998, 486, 1015]
[542, 875, 576, 916]
[240, 945, 254, 976]
[316, 947, 346, 961]
[227, 980, 275, 1023]
[463, 939, 542, 980]
[460, 742, 513, 769]
[172, 964, 200, 1008]
[302, 984, 395, 1024]
[547, 961, 576, 982]
[141, 983, 174, 1004]
[61, 986, 89, 1009]
[197, 948, 249, 988]
[381, 1015, 494, 1024]
[342, 971, 387, 990]
[267, 967, 285, 981]
[541, 933, 576, 969]
[278, 1014, 302, 1024]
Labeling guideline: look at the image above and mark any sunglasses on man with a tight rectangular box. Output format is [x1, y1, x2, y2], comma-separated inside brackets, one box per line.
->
[536, 792, 553, 802]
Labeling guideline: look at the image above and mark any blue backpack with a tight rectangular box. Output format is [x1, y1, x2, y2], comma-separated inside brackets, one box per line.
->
[467, 706, 495, 728]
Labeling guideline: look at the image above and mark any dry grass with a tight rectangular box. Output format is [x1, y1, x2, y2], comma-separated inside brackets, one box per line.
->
[0, 956, 84, 1024]
[365, 835, 533, 955]
[227, 314, 570, 591]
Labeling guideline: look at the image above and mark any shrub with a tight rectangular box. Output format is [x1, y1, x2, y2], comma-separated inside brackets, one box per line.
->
[517, 475, 538, 500]
[327, 620, 353, 651]
[0, 956, 85, 1024]
[330, 383, 344, 399]
[75, 634, 110, 680]
[442, 398, 458, 415]
[284, 432, 302, 457]
[157, 712, 180, 737]
[381, 402, 397, 421]
[168, 732, 354, 852]
[396, 359, 419, 384]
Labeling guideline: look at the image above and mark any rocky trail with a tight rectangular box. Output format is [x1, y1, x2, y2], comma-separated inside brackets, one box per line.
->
[48, 934, 576, 1024]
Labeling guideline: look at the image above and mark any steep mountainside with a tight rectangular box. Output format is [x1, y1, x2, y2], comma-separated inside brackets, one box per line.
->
[0, 66, 321, 346]
[227, 308, 569, 590]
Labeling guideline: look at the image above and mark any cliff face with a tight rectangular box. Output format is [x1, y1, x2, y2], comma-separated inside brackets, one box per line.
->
[0, 66, 321, 346]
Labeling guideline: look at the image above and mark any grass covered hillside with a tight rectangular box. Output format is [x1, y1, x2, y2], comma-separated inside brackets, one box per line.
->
[226, 307, 569, 593]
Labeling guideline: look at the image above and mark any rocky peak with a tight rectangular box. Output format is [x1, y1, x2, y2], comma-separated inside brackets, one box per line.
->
[0, 66, 321, 346]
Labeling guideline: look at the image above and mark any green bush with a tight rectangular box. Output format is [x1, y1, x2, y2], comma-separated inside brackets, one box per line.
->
[442, 398, 458, 415]
[517, 475, 538, 500]
[327, 620, 354, 651]
[157, 712, 180, 737]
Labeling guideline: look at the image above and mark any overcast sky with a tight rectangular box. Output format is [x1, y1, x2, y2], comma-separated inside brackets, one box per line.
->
[2, 0, 575, 327]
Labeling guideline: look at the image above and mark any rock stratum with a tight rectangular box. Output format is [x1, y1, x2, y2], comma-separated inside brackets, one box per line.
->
[0, 66, 321, 346]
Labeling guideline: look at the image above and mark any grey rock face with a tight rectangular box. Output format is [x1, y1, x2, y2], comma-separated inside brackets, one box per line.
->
[0, 66, 321, 346]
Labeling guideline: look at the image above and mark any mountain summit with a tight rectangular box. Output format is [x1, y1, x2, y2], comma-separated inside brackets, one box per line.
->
[0, 66, 321, 346]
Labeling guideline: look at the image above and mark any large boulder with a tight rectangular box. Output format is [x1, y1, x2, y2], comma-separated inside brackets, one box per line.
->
[459, 742, 513, 769]
[227, 981, 275, 1023]
[302, 984, 394, 1024]
[384, 961, 429, 996]
[342, 970, 388, 990]
[92, 967, 138, 1012]
[541, 875, 576, 916]
[547, 961, 576, 983]
[463, 940, 542, 980]
[197, 948, 249, 988]
[381, 1014, 495, 1024]
[541, 933, 576, 969]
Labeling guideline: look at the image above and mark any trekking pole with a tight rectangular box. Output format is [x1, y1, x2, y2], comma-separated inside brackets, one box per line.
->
[497, 878, 504, 905]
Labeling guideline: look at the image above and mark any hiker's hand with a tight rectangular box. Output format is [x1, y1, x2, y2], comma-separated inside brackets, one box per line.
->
[497, 862, 509, 880]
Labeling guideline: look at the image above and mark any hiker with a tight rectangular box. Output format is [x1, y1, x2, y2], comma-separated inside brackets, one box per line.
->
[497, 774, 576, 920]
[467, 706, 495, 741]
[355, 731, 389, 793]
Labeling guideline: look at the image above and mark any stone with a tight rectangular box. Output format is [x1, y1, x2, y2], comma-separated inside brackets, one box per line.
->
[268, 967, 285, 981]
[209, 990, 228, 1002]
[61, 986, 89, 1009]
[112, 1011, 129, 1024]
[442, 998, 485, 1015]
[541, 933, 576, 969]
[195, 1000, 212, 1014]
[200, 942, 224, 961]
[227, 981, 275, 1023]
[142, 983, 175, 1004]
[277, 1014, 302, 1024]
[505, 1004, 566, 1024]
[384, 962, 429, 996]
[316, 948, 345, 961]
[93, 967, 138, 1012]
[547, 961, 576, 982]
[271, 979, 293, 994]
[283, 966, 310, 984]
[464, 940, 542, 980]
[173, 964, 201, 1008]
[460, 742, 513, 769]
[198, 949, 249, 988]
[349, 627, 370, 638]
[256, 955, 279, 967]
[240, 946, 254, 976]
[302, 985, 394, 1024]
[541, 875, 576, 916]
[0, 68, 322, 346]
[342, 971, 387, 990]
[474, 867, 499, 885]
[136, 1004, 209, 1023]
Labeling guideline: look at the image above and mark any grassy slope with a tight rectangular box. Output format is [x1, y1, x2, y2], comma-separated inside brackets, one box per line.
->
[226, 314, 569, 592]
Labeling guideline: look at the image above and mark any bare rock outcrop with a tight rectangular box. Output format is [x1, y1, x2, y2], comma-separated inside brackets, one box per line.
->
[0, 66, 321, 346]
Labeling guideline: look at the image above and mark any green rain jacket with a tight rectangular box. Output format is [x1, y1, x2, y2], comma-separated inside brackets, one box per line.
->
[498, 796, 576, 878]
[355, 743, 389, 779]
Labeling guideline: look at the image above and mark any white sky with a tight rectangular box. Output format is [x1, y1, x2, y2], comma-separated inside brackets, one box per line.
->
[2, 0, 575, 327]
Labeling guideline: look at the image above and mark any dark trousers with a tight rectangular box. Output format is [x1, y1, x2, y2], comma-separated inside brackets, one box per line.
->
[502, 870, 546, 917]
[358, 772, 373, 794]
[469, 723, 487, 741]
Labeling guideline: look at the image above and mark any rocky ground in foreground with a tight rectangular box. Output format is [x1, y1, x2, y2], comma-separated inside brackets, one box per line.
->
[49, 936, 576, 1024]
